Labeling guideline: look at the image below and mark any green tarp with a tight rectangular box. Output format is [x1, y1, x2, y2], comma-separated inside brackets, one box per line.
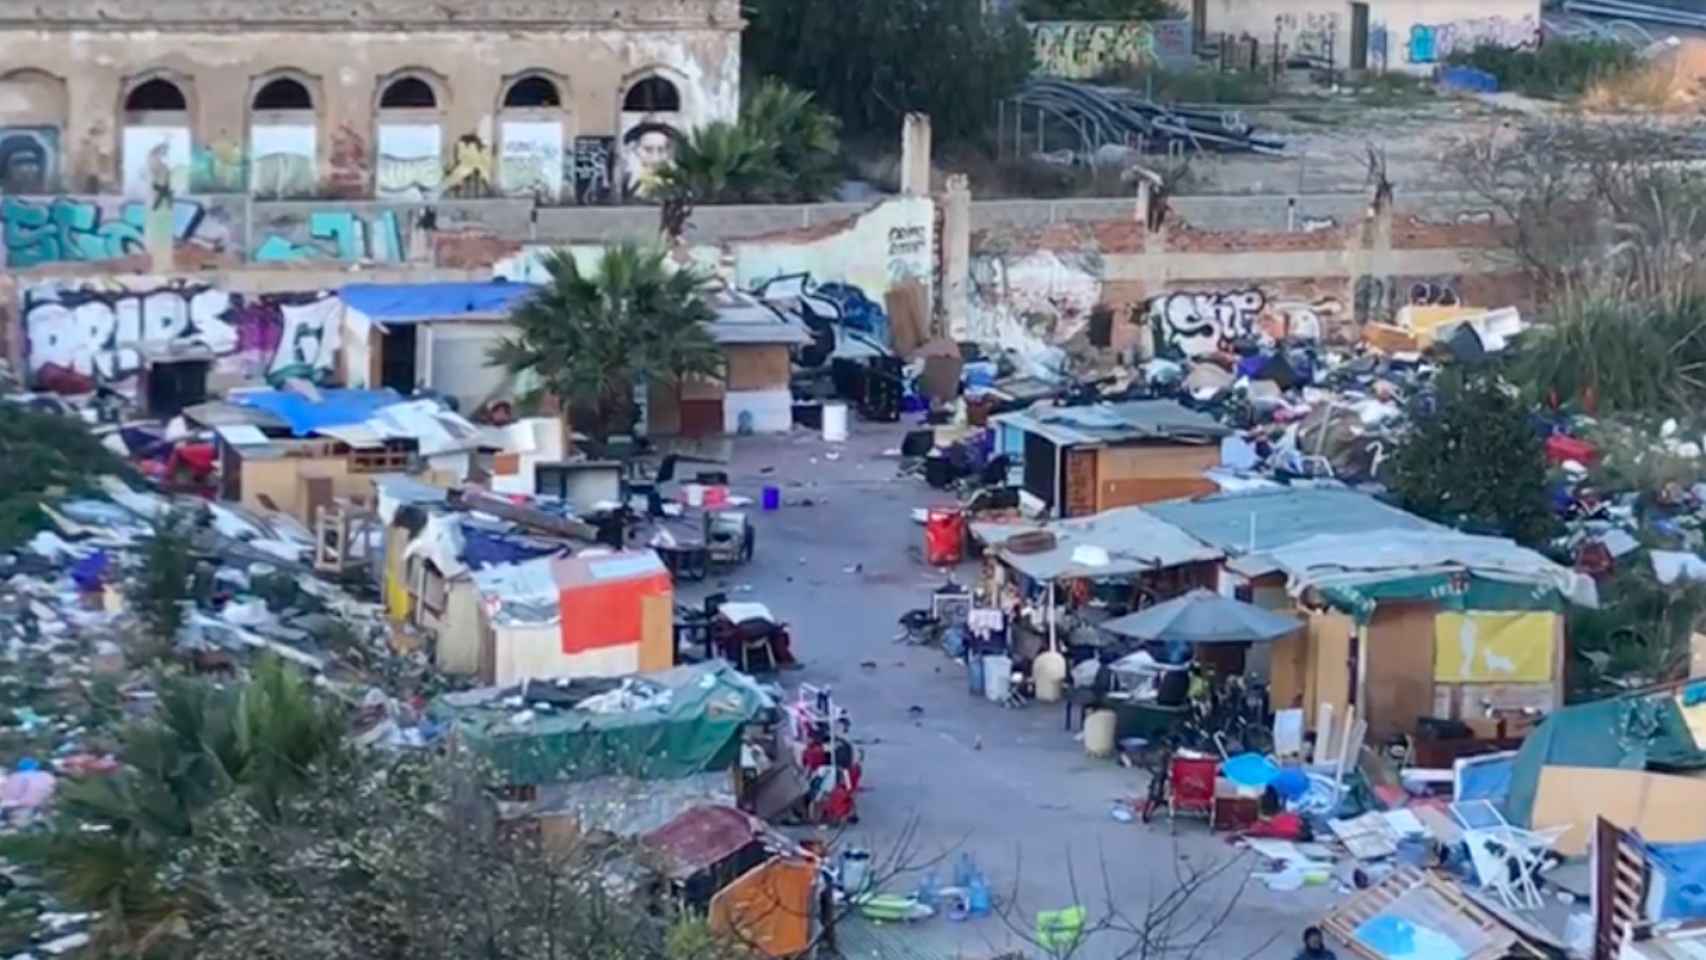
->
[432, 662, 771, 787]
[1504, 680, 1706, 827]
[1319, 573, 1564, 625]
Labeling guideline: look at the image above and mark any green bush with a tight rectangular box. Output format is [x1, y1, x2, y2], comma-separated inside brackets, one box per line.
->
[1513, 296, 1706, 416]
[1446, 38, 1638, 98]
[0, 405, 130, 549]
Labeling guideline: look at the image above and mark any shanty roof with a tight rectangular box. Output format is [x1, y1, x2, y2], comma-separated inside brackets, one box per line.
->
[229, 388, 404, 436]
[973, 506, 1223, 582]
[339, 281, 538, 322]
[993, 400, 1229, 447]
[1144, 487, 1441, 555]
[641, 805, 768, 881]
[704, 289, 814, 346]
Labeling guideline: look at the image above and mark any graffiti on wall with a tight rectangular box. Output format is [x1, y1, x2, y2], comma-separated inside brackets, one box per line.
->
[0, 127, 59, 194]
[441, 134, 494, 199]
[1150, 288, 1342, 357]
[1407, 15, 1538, 64]
[376, 123, 443, 200]
[1370, 24, 1390, 71]
[22, 279, 341, 385]
[735, 195, 936, 321]
[499, 121, 564, 201]
[249, 125, 317, 198]
[966, 248, 1104, 352]
[751, 273, 890, 364]
[620, 121, 679, 198]
[1, 195, 225, 268]
[1030, 21, 1157, 79]
[251, 207, 422, 263]
[121, 126, 191, 201]
[1277, 11, 1339, 66]
[328, 125, 371, 199]
[570, 136, 615, 204]
[1354, 275, 1461, 323]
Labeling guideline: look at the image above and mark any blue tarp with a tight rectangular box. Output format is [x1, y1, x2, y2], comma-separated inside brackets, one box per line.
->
[459, 527, 562, 570]
[1645, 837, 1706, 919]
[233, 388, 403, 436]
[339, 281, 538, 321]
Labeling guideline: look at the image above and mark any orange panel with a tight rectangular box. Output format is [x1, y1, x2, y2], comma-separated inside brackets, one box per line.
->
[557, 572, 672, 655]
[709, 857, 817, 958]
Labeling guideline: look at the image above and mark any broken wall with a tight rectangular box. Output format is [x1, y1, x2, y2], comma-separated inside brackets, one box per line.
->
[1195, 0, 1540, 74]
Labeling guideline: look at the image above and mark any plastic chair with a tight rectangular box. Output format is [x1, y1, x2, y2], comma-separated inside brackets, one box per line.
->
[1169, 755, 1218, 826]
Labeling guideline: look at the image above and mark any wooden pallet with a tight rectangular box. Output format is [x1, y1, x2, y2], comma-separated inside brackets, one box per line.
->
[1322, 866, 1518, 960]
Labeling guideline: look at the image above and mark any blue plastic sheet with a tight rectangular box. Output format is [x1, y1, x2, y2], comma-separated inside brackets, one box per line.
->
[1222, 752, 1278, 789]
[1355, 916, 1467, 960]
[340, 281, 538, 320]
[1456, 754, 1515, 805]
[233, 388, 403, 436]
[1644, 837, 1706, 920]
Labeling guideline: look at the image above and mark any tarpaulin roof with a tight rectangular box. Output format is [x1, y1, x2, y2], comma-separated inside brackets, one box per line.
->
[1504, 678, 1706, 828]
[974, 506, 1223, 582]
[231, 388, 404, 436]
[1227, 529, 1599, 615]
[339, 281, 538, 321]
[1146, 487, 1442, 555]
[432, 661, 772, 786]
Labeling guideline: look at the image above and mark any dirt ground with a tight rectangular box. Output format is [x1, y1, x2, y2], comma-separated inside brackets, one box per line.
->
[671, 422, 1339, 960]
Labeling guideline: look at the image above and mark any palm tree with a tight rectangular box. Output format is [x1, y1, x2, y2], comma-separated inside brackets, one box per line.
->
[488, 244, 724, 444]
[740, 78, 842, 203]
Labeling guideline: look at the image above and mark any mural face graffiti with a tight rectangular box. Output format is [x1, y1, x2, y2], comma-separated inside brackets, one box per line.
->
[621, 122, 678, 198]
[22, 279, 340, 386]
[1407, 15, 1538, 64]
[499, 121, 564, 201]
[1, 196, 219, 268]
[1030, 21, 1157, 79]
[327, 124, 371, 198]
[441, 134, 494, 199]
[570, 136, 614, 204]
[0, 127, 58, 194]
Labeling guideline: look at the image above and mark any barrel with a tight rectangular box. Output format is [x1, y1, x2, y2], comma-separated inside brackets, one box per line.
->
[1084, 709, 1117, 758]
[1032, 650, 1066, 704]
[761, 485, 781, 511]
[983, 655, 1012, 703]
[823, 402, 849, 442]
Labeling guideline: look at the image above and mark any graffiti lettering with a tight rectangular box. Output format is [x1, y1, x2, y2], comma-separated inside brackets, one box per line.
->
[1354, 275, 1461, 323]
[570, 136, 614, 204]
[1409, 280, 1460, 307]
[1151, 289, 1266, 357]
[22, 280, 339, 386]
[1407, 15, 1538, 64]
[1278, 12, 1339, 66]
[1030, 21, 1157, 79]
[752, 273, 890, 367]
[252, 208, 409, 263]
[887, 224, 927, 257]
[2, 196, 207, 268]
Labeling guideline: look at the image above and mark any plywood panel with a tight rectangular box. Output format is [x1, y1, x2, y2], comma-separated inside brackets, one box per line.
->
[1306, 609, 1355, 722]
[1096, 443, 1220, 479]
[1063, 447, 1098, 518]
[1533, 766, 1706, 856]
[724, 344, 792, 392]
[1365, 602, 1438, 739]
[1098, 475, 1217, 510]
[639, 591, 674, 673]
[1269, 625, 1308, 713]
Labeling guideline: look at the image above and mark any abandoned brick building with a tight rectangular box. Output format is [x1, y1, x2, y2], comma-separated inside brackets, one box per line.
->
[0, 0, 742, 203]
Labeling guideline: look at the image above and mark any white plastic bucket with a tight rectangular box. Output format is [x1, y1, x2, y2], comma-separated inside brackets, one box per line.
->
[823, 402, 849, 442]
[983, 655, 1012, 703]
[682, 483, 705, 507]
[1084, 709, 1117, 758]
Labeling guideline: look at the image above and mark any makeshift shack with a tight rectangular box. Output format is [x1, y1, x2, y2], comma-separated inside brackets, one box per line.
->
[433, 661, 772, 788]
[974, 507, 1224, 662]
[991, 400, 1230, 517]
[641, 804, 775, 908]
[467, 550, 673, 685]
[1505, 678, 1706, 856]
[646, 289, 812, 437]
[1231, 529, 1597, 742]
[338, 281, 541, 408]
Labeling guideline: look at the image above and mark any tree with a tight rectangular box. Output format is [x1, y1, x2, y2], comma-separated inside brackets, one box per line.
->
[488, 245, 724, 444]
[3, 659, 348, 955]
[1388, 372, 1556, 547]
[744, 0, 1035, 142]
[739, 78, 842, 203]
[127, 509, 196, 660]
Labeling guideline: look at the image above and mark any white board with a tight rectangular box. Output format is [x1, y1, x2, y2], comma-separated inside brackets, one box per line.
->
[121, 125, 190, 199]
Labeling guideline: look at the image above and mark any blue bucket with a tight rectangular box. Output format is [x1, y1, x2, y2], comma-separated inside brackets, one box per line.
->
[761, 485, 781, 511]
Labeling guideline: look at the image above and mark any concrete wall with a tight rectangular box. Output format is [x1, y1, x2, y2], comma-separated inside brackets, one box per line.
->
[1198, 0, 1540, 73]
[1028, 19, 1195, 79]
[0, 0, 739, 201]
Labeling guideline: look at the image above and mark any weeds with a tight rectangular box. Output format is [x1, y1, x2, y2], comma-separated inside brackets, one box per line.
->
[1447, 38, 1638, 99]
[0, 405, 131, 549]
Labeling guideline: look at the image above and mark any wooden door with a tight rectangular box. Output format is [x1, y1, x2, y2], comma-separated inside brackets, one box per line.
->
[1062, 447, 1098, 518]
[1349, 3, 1370, 70]
[1363, 603, 1437, 740]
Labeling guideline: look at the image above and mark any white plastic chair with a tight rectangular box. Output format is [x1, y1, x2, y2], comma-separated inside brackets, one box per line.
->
[1451, 801, 1565, 911]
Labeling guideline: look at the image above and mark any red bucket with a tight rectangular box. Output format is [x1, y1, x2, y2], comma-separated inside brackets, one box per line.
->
[924, 508, 966, 566]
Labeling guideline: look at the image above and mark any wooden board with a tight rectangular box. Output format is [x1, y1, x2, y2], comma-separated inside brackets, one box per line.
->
[1321, 866, 1517, 960]
[1062, 447, 1098, 518]
[638, 590, 674, 673]
[725, 344, 792, 392]
[1364, 602, 1437, 740]
[1533, 765, 1706, 856]
[1306, 611, 1356, 725]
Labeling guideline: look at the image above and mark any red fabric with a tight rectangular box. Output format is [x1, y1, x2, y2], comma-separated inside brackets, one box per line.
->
[557, 571, 671, 654]
[924, 508, 966, 566]
[35, 363, 95, 394]
[820, 781, 856, 824]
[801, 742, 828, 771]
[1545, 434, 1598, 466]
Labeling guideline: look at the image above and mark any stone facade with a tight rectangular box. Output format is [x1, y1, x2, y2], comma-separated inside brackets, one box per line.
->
[0, 0, 741, 202]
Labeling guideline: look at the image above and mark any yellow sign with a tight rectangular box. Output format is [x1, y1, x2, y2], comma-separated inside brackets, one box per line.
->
[1433, 611, 1555, 683]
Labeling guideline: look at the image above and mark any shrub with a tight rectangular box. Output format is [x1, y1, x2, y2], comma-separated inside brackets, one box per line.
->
[1446, 38, 1638, 99]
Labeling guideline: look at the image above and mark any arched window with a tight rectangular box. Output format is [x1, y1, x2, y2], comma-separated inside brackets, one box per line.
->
[504, 76, 561, 108]
[253, 77, 313, 111]
[623, 75, 679, 113]
[125, 78, 187, 112]
[379, 76, 437, 109]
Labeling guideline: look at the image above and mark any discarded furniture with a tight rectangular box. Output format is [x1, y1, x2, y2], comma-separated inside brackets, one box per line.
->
[1166, 754, 1217, 827]
[704, 510, 753, 571]
[1321, 866, 1519, 960]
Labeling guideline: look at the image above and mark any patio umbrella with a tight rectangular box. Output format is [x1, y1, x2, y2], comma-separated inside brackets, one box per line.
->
[1098, 588, 1303, 645]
